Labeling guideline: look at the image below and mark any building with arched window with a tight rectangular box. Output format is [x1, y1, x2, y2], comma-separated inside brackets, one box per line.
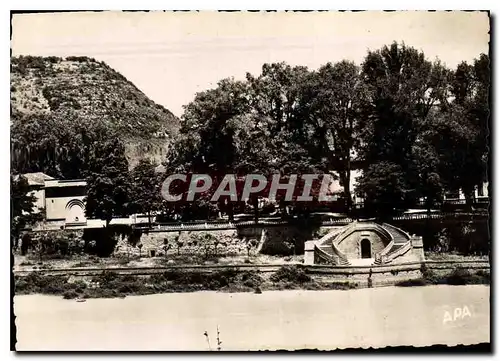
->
[20, 173, 87, 228]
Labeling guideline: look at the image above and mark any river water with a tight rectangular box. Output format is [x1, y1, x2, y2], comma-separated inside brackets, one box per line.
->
[14, 285, 490, 351]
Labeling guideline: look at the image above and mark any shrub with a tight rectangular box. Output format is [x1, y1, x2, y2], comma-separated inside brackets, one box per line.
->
[46, 56, 62, 64]
[63, 290, 80, 299]
[446, 268, 490, 285]
[15, 274, 69, 295]
[420, 263, 440, 284]
[240, 271, 262, 289]
[148, 268, 240, 291]
[260, 239, 294, 256]
[446, 268, 471, 285]
[395, 278, 428, 287]
[475, 269, 490, 280]
[270, 265, 311, 284]
[398, 266, 491, 287]
[66, 56, 91, 62]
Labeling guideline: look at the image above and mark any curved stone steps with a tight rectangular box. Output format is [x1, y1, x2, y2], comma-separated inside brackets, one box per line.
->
[374, 224, 412, 264]
[318, 244, 334, 256]
[385, 228, 408, 244]
[381, 224, 408, 251]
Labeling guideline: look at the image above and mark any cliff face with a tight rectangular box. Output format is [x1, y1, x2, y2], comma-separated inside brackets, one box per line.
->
[11, 55, 180, 167]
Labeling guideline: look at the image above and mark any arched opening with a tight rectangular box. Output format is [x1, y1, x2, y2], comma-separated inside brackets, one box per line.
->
[360, 239, 371, 258]
[66, 200, 86, 223]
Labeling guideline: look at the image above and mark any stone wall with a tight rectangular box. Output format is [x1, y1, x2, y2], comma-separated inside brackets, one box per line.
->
[114, 229, 261, 257]
[390, 236, 425, 265]
[113, 223, 335, 258]
[337, 231, 388, 259]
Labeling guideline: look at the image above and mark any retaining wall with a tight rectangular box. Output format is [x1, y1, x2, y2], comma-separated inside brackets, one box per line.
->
[15, 260, 490, 288]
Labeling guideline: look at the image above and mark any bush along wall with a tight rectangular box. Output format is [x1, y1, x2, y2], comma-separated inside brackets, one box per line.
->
[392, 218, 490, 255]
[19, 229, 85, 260]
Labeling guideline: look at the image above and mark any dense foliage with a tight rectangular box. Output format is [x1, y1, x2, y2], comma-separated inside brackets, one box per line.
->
[129, 159, 164, 224]
[10, 175, 44, 247]
[167, 42, 489, 218]
[11, 44, 489, 228]
[84, 138, 133, 225]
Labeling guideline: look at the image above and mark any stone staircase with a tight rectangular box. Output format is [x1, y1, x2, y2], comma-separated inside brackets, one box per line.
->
[384, 226, 408, 245]
[313, 225, 353, 265]
[318, 244, 334, 256]
[309, 221, 413, 267]
[333, 253, 351, 266]
[373, 224, 411, 265]
[314, 243, 349, 266]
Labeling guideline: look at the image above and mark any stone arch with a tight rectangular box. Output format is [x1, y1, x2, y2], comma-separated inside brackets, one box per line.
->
[65, 199, 86, 223]
[360, 238, 372, 258]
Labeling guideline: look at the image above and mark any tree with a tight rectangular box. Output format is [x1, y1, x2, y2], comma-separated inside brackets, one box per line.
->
[168, 78, 251, 174]
[356, 42, 451, 215]
[412, 136, 444, 212]
[10, 174, 43, 248]
[130, 159, 163, 226]
[356, 162, 409, 220]
[85, 138, 133, 226]
[299, 60, 368, 212]
[197, 233, 216, 259]
[415, 105, 470, 208]
[446, 54, 490, 204]
[11, 112, 115, 180]
[411, 54, 489, 209]
[244, 63, 324, 217]
[163, 238, 171, 257]
[30, 231, 59, 263]
[166, 78, 270, 222]
[245, 63, 319, 175]
[176, 239, 184, 255]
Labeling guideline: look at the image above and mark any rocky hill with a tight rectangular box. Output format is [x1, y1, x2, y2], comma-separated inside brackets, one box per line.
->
[10, 55, 180, 167]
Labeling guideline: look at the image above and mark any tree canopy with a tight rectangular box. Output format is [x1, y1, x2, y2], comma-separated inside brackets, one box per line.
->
[166, 42, 489, 219]
[12, 42, 489, 222]
[11, 175, 44, 246]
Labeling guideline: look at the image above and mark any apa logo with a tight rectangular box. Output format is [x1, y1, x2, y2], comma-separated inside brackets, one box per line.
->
[443, 305, 473, 324]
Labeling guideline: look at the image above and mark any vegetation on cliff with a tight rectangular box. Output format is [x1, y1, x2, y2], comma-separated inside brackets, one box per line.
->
[11, 55, 180, 170]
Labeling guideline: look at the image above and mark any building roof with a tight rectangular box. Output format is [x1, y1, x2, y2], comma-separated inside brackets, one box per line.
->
[18, 172, 55, 186]
[45, 179, 87, 188]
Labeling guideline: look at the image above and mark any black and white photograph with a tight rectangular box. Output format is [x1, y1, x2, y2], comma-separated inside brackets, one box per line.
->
[9, 10, 491, 351]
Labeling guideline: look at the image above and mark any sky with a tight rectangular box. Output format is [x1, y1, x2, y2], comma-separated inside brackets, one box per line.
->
[11, 11, 490, 117]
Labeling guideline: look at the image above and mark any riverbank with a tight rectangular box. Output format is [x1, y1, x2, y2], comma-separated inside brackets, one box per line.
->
[14, 285, 490, 350]
[13, 251, 487, 273]
[15, 266, 355, 300]
[14, 264, 490, 300]
[13, 253, 305, 273]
